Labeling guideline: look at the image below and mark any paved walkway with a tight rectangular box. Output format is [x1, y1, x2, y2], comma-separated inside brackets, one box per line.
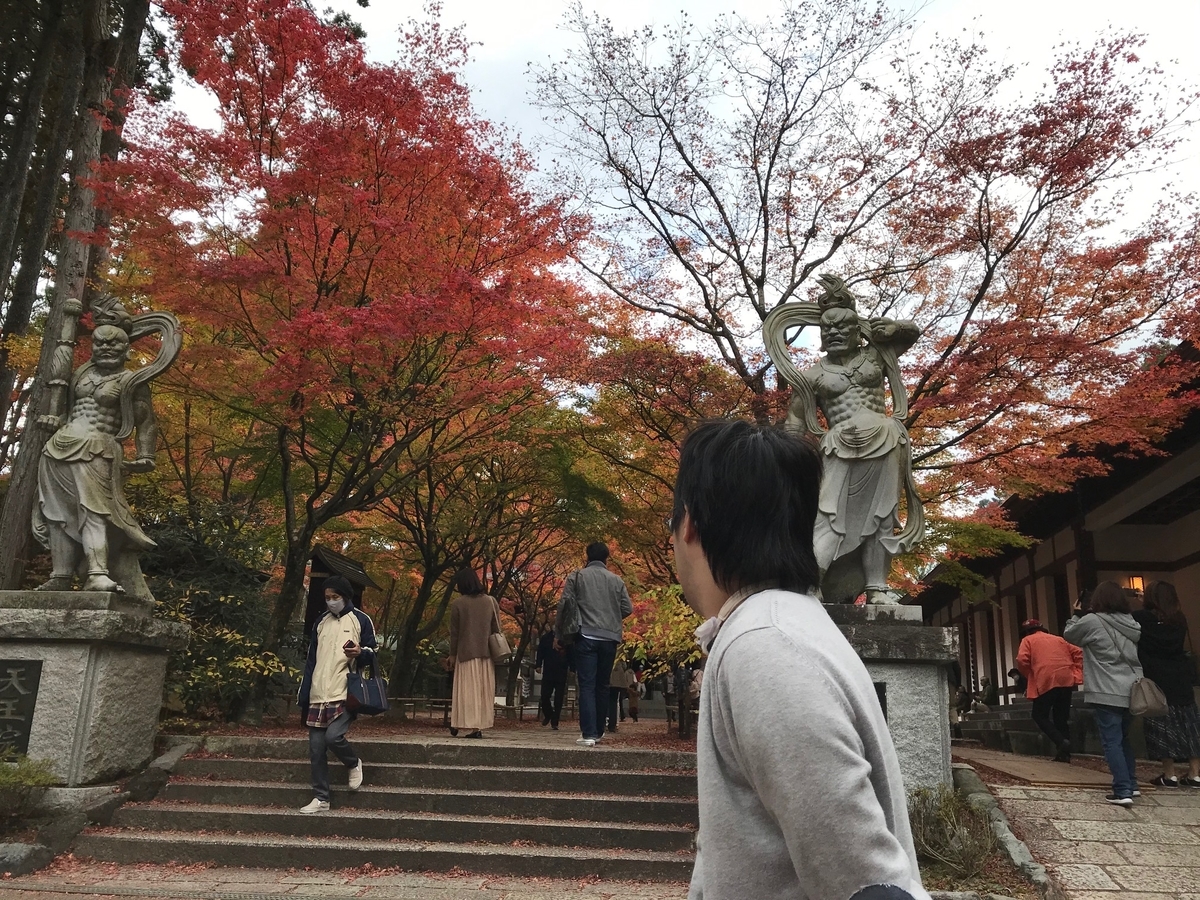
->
[1, 864, 688, 900]
[956, 748, 1200, 899]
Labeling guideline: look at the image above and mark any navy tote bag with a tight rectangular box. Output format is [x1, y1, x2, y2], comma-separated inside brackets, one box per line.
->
[346, 658, 390, 716]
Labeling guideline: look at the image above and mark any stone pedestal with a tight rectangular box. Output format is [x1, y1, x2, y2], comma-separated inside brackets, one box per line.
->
[0, 591, 189, 786]
[825, 603, 957, 789]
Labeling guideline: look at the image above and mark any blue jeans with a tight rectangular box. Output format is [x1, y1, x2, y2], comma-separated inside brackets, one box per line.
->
[1091, 704, 1137, 798]
[309, 711, 359, 801]
[574, 637, 617, 739]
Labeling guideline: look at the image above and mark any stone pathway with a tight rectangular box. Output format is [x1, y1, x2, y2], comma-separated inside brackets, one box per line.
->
[958, 745, 1200, 900]
[0, 863, 689, 900]
[952, 746, 1112, 787]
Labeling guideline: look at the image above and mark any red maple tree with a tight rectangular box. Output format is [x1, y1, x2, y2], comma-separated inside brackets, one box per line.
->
[101, 0, 590, 672]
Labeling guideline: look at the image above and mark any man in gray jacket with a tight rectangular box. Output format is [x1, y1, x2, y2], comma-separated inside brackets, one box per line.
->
[556, 542, 632, 746]
[671, 419, 930, 900]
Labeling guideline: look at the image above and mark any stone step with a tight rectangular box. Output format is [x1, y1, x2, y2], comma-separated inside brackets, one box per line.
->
[172, 757, 697, 797]
[73, 830, 695, 882]
[198, 735, 696, 772]
[162, 779, 700, 826]
[112, 802, 694, 852]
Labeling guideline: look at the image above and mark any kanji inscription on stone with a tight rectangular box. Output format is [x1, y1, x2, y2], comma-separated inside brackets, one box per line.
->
[0, 659, 42, 757]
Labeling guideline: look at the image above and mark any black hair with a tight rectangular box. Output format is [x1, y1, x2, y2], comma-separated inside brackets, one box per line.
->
[323, 575, 355, 605]
[672, 418, 821, 594]
[454, 567, 485, 595]
[585, 542, 610, 563]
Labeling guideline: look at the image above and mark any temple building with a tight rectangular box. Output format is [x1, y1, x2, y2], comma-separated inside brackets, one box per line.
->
[917, 399, 1200, 705]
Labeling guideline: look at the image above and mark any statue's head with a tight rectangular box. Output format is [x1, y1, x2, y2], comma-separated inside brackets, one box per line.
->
[815, 274, 857, 314]
[91, 324, 131, 372]
[91, 295, 134, 333]
[819, 306, 861, 354]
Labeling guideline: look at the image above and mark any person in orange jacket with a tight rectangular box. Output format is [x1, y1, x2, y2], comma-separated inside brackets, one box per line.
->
[1016, 619, 1083, 762]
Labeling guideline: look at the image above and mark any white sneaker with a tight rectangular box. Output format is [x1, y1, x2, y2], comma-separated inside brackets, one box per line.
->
[300, 798, 330, 814]
[576, 738, 596, 747]
[348, 762, 363, 791]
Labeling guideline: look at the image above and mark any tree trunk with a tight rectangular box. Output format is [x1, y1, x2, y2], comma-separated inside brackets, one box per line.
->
[389, 578, 438, 694]
[389, 575, 456, 695]
[82, 0, 149, 307]
[504, 625, 533, 707]
[0, 0, 63, 299]
[239, 536, 312, 724]
[0, 21, 84, 448]
[0, 0, 110, 590]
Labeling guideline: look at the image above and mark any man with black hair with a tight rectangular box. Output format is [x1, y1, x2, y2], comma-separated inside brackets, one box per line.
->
[671, 419, 929, 900]
[556, 541, 633, 746]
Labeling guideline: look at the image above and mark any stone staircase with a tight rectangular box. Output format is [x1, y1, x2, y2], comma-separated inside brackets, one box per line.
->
[956, 696, 1149, 758]
[73, 735, 698, 881]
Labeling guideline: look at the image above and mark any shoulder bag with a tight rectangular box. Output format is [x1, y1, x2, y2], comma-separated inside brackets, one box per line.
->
[346, 657, 390, 716]
[557, 572, 582, 646]
[488, 597, 512, 664]
[1099, 616, 1168, 717]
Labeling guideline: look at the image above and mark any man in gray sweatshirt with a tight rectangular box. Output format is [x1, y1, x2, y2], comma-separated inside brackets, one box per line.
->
[556, 542, 633, 746]
[671, 419, 930, 900]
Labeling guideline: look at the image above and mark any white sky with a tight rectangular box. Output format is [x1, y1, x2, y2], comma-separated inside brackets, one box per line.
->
[168, 1, 1200, 198]
[328, 0, 1200, 180]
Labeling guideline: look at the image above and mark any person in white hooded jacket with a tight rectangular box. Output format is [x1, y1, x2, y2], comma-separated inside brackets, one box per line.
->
[1064, 581, 1143, 806]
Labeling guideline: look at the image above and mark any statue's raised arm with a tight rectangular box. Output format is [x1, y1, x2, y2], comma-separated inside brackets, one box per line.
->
[33, 295, 181, 601]
[763, 275, 924, 604]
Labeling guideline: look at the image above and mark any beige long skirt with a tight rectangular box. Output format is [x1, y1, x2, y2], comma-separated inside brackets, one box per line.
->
[450, 656, 495, 730]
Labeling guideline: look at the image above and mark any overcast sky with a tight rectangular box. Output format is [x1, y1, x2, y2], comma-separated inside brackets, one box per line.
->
[333, 0, 1200, 161]
[167, 0, 1200, 212]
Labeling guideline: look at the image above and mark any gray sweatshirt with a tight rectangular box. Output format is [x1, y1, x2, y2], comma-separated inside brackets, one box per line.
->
[557, 560, 632, 642]
[1063, 612, 1142, 707]
[689, 589, 930, 900]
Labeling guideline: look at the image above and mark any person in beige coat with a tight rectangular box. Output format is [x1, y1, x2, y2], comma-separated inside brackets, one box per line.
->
[447, 568, 500, 738]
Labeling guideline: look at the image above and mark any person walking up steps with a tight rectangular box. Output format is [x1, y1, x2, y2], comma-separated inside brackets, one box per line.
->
[447, 568, 501, 739]
[297, 575, 377, 813]
[556, 542, 633, 747]
[1134, 581, 1200, 788]
[1065, 581, 1143, 807]
[1016, 618, 1082, 761]
[536, 623, 569, 730]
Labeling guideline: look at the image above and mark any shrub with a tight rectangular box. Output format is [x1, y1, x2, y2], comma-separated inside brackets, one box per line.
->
[0, 754, 57, 787]
[621, 584, 703, 679]
[908, 784, 997, 878]
[158, 588, 297, 721]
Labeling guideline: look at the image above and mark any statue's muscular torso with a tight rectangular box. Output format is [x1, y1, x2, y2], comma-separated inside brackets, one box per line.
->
[67, 367, 128, 437]
[805, 349, 888, 427]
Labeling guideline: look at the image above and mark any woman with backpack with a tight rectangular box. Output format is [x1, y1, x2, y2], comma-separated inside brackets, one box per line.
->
[1064, 581, 1143, 806]
[1134, 581, 1200, 787]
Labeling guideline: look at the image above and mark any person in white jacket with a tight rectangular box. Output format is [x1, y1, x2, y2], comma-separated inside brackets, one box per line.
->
[670, 419, 930, 900]
[1064, 581, 1143, 806]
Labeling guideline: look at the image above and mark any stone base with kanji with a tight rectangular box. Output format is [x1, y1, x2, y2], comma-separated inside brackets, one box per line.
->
[0, 591, 189, 785]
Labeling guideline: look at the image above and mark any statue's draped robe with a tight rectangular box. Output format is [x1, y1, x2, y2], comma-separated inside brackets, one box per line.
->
[813, 398, 910, 574]
[33, 369, 155, 553]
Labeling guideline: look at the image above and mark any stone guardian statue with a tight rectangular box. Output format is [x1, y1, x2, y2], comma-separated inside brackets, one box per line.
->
[32, 295, 181, 601]
[763, 275, 924, 604]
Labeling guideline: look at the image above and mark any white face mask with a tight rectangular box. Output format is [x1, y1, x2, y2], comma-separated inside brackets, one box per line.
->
[325, 597, 345, 614]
